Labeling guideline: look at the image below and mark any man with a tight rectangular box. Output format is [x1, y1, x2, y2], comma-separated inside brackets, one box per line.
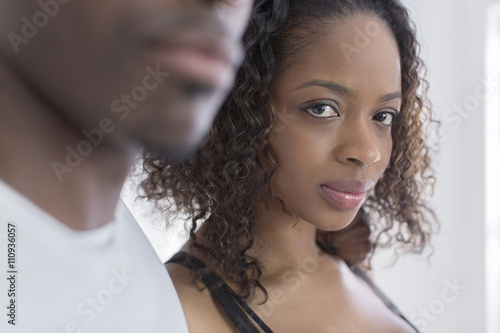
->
[0, 0, 371, 331]
[0, 1, 253, 331]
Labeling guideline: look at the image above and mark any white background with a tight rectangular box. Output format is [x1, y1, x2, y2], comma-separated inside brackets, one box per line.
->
[370, 1, 500, 333]
[122, 1, 500, 332]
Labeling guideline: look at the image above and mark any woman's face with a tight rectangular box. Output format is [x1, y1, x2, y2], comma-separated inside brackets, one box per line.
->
[268, 14, 402, 231]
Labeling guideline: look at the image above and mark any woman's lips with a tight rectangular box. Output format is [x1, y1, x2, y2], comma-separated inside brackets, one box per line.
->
[320, 180, 374, 211]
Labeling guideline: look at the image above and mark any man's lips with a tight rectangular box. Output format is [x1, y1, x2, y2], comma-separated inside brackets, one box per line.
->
[142, 20, 242, 94]
[146, 29, 239, 67]
[320, 180, 375, 210]
[146, 42, 236, 93]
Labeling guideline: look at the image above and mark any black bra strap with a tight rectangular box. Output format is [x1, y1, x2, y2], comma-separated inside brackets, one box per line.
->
[167, 252, 273, 333]
[352, 266, 420, 333]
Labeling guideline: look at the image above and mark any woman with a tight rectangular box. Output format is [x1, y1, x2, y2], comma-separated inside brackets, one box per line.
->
[141, 0, 437, 331]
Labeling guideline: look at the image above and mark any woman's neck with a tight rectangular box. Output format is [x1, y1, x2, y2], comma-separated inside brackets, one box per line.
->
[249, 199, 333, 279]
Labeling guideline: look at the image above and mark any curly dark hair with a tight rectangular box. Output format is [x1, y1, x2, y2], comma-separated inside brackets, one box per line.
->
[139, 0, 438, 300]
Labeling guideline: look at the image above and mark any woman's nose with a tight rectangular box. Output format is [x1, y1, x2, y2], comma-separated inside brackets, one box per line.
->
[333, 122, 383, 167]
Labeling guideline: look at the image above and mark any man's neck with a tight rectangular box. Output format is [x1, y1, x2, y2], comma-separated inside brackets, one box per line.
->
[0, 59, 138, 231]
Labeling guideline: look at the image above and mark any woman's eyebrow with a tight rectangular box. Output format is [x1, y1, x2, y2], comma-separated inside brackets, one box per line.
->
[378, 92, 402, 103]
[291, 79, 402, 103]
[290, 79, 356, 98]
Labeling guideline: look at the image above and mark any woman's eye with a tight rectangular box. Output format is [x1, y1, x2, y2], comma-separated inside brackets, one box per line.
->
[374, 111, 396, 126]
[303, 103, 339, 118]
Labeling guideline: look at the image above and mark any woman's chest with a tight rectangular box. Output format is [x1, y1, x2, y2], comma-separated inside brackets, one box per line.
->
[247, 269, 416, 333]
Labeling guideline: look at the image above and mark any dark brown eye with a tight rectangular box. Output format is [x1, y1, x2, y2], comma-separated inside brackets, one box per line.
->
[302, 103, 339, 118]
[373, 111, 395, 125]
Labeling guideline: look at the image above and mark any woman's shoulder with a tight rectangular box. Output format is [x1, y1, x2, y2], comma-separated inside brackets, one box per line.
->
[165, 255, 237, 333]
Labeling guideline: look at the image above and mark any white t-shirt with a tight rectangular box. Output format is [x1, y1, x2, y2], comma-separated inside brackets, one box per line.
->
[0, 179, 188, 333]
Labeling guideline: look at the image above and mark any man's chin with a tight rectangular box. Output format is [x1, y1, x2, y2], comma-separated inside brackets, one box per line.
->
[141, 140, 201, 162]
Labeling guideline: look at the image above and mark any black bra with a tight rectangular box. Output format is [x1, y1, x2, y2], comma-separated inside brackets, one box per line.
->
[167, 251, 420, 333]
